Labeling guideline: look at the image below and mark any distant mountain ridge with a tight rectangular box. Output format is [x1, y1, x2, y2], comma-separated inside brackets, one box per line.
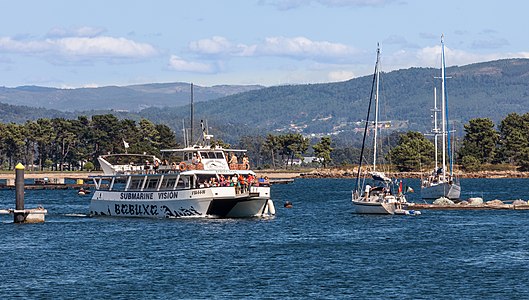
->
[0, 82, 264, 112]
[1, 58, 529, 145]
[140, 58, 529, 143]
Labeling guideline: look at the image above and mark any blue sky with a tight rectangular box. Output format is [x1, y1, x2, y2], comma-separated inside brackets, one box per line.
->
[0, 0, 526, 88]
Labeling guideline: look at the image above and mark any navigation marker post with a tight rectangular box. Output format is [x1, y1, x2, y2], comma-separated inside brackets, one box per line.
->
[0, 163, 48, 223]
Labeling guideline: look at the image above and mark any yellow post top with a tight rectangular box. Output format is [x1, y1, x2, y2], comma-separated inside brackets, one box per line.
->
[15, 163, 25, 170]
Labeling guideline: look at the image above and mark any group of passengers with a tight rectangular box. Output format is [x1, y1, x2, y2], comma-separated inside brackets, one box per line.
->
[228, 153, 250, 170]
[141, 151, 252, 174]
[200, 174, 270, 193]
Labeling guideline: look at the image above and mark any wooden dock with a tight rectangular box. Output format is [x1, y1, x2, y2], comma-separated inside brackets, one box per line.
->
[406, 203, 529, 210]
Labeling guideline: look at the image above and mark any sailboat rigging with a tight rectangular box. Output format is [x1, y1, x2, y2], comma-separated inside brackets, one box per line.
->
[352, 45, 410, 215]
[421, 35, 461, 200]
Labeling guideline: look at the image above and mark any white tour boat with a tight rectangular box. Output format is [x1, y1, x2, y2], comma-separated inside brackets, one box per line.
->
[90, 135, 275, 218]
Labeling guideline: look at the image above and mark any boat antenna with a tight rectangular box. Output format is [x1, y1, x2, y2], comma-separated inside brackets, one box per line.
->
[182, 119, 188, 148]
[355, 44, 379, 193]
[190, 82, 194, 146]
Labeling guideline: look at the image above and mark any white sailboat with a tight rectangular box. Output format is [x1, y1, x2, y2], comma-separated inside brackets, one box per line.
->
[352, 45, 408, 214]
[421, 36, 461, 200]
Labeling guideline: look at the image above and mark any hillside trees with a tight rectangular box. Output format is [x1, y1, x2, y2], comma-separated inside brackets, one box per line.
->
[4, 112, 529, 171]
[313, 137, 333, 167]
[262, 133, 309, 168]
[496, 113, 529, 164]
[387, 131, 434, 171]
[0, 115, 179, 171]
[458, 118, 499, 164]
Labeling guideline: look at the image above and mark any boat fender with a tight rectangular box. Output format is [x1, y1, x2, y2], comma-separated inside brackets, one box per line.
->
[179, 162, 187, 171]
[268, 199, 276, 215]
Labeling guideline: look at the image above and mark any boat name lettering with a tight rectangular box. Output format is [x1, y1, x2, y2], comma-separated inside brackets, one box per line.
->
[115, 204, 158, 216]
[192, 189, 206, 196]
[158, 191, 179, 199]
[120, 192, 154, 200]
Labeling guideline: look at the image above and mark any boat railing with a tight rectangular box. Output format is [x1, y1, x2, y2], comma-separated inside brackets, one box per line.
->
[229, 163, 249, 170]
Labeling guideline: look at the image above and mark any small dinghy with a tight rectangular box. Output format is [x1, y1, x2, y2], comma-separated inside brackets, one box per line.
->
[395, 209, 421, 216]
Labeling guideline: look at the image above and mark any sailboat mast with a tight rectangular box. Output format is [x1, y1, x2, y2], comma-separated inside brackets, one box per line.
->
[442, 37, 453, 176]
[372, 45, 380, 172]
[190, 83, 194, 146]
[440, 36, 447, 179]
[433, 87, 439, 171]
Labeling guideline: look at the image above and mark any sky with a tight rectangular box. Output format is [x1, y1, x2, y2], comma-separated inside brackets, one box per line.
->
[0, 0, 527, 88]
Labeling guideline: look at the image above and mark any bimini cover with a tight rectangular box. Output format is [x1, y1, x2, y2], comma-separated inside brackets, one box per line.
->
[370, 171, 391, 182]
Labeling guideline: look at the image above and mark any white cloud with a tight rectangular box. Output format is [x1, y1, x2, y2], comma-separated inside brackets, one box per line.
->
[47, 26, 106, 38]
[258, 36, 354, 60]
[386, 45, 529, 72]
[168, 55, 216, 73]
[187, 35, 356, 62]
[0, 35, 157, 60]
[55, 37, 157, 58]
[328, 70, 355, 82]
[188, 36, 255, 57]
[189, 36, 233, 54]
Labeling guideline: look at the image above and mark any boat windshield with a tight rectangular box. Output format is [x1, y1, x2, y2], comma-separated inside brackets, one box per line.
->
[199, 151, 225, 159]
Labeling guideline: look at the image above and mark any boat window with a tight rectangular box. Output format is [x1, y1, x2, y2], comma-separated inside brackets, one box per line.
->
[215, 152, 224, 159]
[198, 151, 210, 159]
[176, 176, 189, 189]
[145, 177, 160, 190]
[129, 177, 144, 190]
[161, 177, 177, 189]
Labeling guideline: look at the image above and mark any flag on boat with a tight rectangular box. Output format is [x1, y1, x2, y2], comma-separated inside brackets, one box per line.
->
[123, 140, 129, 149]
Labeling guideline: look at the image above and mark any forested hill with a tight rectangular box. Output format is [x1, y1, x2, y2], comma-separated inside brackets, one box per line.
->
[0, 82, 263, 112]
[2, 58, 529, 145]
[140, 58, 529, 144]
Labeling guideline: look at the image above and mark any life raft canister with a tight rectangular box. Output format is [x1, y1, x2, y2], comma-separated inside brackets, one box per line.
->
[179, 162, 187, 171]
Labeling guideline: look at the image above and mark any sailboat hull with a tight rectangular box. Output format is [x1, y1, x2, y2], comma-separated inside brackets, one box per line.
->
[352, 199, 395, 214]
[421, 182, 461, 200]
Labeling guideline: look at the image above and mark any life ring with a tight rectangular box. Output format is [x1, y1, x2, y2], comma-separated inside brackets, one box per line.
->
[179, 162, 187, 171]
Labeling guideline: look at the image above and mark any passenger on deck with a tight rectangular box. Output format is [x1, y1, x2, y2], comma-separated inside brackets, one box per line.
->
[171, 162, 177, 173]
[238, 174, 247, 192]
[229, 153, 238, 166]
[144, 160, 151, 174]
[364, 184, 371, 199]
[192, 153, 200, 166]
[219, 174, 227, 186]
[210, 177, 218, 187]
[247, 174, 255, 186]
[262, 176, 270, 186]
[242, 154, 250, 170]
[231, 175, 240, 193]
[153, 160, 160, 173]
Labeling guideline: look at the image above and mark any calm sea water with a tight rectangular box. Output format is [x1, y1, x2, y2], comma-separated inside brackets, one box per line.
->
[1, 178, 529, 299]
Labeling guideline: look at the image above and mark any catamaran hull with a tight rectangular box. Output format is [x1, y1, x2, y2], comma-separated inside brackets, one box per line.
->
[90, 186, 273, 218]
[421, 182, 461, 200]
[352, 200, 395, 215]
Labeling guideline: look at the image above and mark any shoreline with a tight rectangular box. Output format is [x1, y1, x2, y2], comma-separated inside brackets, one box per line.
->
[259, 169, 529, 179]
[0, 169, 528, 180]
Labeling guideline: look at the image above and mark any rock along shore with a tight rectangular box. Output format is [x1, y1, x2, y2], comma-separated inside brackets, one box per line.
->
[296, 169, 529, 179]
